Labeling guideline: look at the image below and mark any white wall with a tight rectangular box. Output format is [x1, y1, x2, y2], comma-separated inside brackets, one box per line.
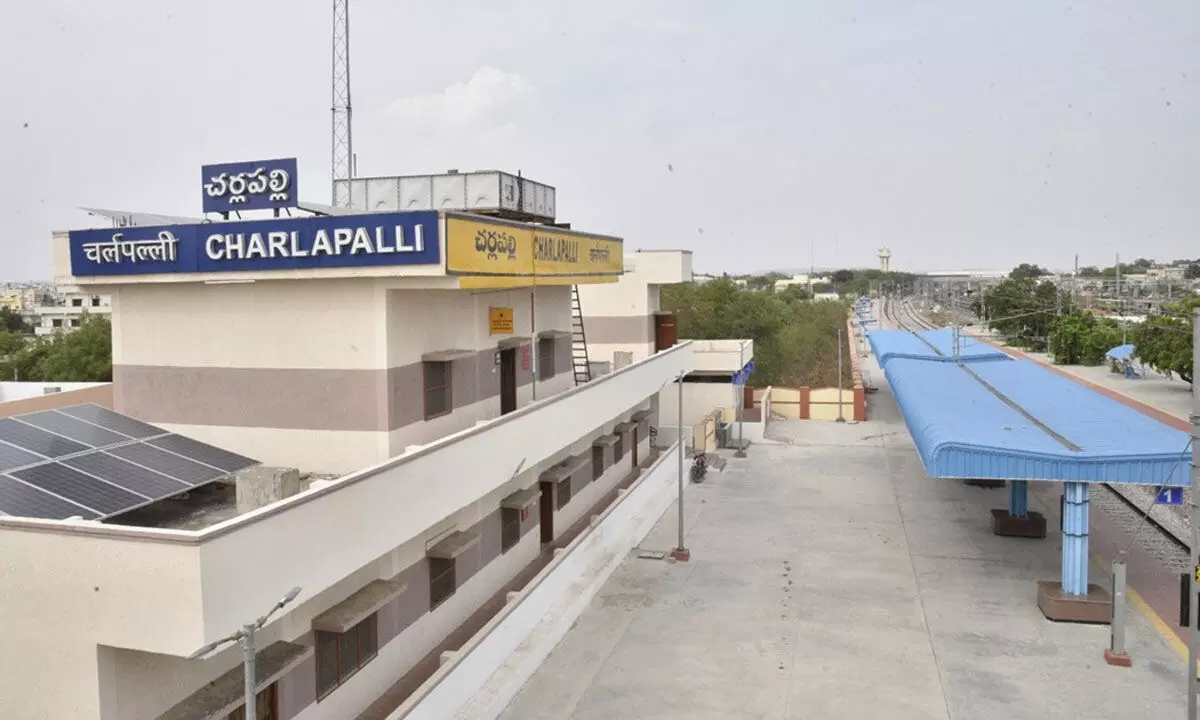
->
[113, 279, 385, 369]
[0, 381, 106, 402]
[657, 381, 737, 430]
[385, 286, 571, 368]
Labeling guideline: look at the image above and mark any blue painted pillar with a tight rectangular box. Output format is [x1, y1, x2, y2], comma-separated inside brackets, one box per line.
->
[1061, 482, 1090, 595]
[1008, 480, 1028, 518]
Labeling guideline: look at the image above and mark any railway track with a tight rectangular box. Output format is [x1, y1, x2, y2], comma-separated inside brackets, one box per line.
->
[884, 294, 1192, 567]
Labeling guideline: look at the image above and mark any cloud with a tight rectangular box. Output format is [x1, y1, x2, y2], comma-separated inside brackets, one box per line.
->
[383, 66, 536, 133]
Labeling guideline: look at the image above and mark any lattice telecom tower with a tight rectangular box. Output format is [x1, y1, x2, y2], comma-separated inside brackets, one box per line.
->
[331, 0, 353, 206]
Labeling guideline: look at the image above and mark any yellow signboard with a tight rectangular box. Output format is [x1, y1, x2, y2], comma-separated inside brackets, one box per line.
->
[489, 306, 514, 335]
[445, 216, 623, 289]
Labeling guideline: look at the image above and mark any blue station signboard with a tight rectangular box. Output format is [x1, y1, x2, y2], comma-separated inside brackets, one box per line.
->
[68, 211, 441, 276]
[201, 157, 299, 214]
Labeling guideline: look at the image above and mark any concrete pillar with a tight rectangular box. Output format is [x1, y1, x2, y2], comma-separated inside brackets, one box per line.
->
[1061, 481, 1089, 595]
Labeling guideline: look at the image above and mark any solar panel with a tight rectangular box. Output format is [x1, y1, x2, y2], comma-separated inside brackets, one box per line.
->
[0, 474, 99, 520]
[0, 418, 89, 458]
[0, 404, 260, 522]
[147, 434, 257, 473]
[16, 410, 131, 448]
[0, 441, 46, 473]
[10, 463, 146, 515]
[108, 443, 227, 486]
[56, 404, 165, 440]
[64, 453, 192, 500]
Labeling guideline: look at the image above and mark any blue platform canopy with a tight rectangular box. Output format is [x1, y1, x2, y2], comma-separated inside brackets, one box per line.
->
[868, 329, 1010, 368]
[885, 357, 1191, 486]
[878, 325, 1190, 599]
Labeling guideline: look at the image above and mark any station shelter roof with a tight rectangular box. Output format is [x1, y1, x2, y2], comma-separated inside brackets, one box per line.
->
[867, 328, 1009, 367]
[884, 354, 1191, 486]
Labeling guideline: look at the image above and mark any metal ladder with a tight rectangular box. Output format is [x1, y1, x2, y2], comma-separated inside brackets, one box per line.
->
[570, 285, 592, 385]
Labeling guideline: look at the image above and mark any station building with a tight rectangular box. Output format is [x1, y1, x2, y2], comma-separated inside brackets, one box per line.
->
[0, 164, 696, 720]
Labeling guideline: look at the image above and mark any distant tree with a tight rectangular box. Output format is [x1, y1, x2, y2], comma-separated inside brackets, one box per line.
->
[1077, 266, 1102, 278]
[0, 306, 28, 333]
[1048, 312, 1122, 366]
[27, 315, 113, 382]
[830, 269, 855, 284]
[981, 277, 1065, 350]
[1185, 263, 1200, 280]
[1132, 295, 1200, 384]
[1009, 263, 1048, 280]
[743, 275, 782, 292]
[660, 279, 851, 387]
[0, 330, 24, 361]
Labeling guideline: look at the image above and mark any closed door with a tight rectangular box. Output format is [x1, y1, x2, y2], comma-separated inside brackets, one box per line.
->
[500, 348, 517, 415]
[539, 480, 555, 544]
[654, 313, 678, 352]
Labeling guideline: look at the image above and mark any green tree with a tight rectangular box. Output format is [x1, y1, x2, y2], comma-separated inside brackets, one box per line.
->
[980, 276, 1065, 350]
[661, 279, 852, 387]
[830, 269, 855, 284]
[0, 306, 28, 333]
[33, 314, 113, 382]
[1009, 263, 1048, 280]
[1185, 263, 1200, 280]
[1048, 312, 1122, 366]
[1132, 295, 1200, 384]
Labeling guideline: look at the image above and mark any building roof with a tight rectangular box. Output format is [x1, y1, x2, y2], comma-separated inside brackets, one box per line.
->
[867, 328, 1009, 367]
[884, 357, 1191, 485]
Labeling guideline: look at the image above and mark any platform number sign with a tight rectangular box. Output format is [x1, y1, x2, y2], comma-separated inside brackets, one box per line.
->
[1156, 487, 1184, 506]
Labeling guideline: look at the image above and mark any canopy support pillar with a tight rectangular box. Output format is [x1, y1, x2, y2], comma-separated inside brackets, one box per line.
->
[990, 480, 1046, 538]
[1037, 481, 1111, 623]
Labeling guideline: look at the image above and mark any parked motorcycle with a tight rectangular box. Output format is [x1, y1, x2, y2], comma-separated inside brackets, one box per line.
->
[690, 452, 707, 483]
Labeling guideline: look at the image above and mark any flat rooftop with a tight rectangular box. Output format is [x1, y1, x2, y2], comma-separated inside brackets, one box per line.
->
[499, 383, 1185, 718]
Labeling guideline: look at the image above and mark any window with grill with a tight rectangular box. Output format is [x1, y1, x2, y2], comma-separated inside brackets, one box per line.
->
[501, 507, 521, 553]
[52, 319, 63, 328]
[315, 614, 379, 700]
[423, 361, 451, 420]
[538, 338, 556, 380]
[556, 477, 572, 510]
[430, 557, 456, 610]
[71, 298, 82, 307]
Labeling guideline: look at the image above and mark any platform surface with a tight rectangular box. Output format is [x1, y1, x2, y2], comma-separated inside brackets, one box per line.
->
[498, 356, 1186, 720]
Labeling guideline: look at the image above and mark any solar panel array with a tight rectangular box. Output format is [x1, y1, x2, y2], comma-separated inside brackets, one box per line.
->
[0, 404, 258, 521]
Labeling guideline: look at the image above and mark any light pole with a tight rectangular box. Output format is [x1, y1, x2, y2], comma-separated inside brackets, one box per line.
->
[187, 586, 303, 720]
[735, 339, 749, 457]
[671, 370, 690, 562]
[836, 326, 845, 422]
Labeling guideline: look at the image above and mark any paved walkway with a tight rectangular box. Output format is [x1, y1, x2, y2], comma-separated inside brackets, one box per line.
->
[499, 369, 1186, 719]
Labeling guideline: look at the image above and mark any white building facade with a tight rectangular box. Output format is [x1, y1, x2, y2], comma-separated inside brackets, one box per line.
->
[0, 191, 697, 720]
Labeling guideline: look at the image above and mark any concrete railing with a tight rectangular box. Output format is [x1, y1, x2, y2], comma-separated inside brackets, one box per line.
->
[391, 444, 683, 720]
[0, 342, 696, 657]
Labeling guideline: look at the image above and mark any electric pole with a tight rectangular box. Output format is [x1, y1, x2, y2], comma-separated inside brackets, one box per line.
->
[1189, 307, 1199, 719]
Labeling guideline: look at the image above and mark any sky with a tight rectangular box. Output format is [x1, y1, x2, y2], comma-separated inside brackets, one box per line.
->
[2, 1, 1198, 280]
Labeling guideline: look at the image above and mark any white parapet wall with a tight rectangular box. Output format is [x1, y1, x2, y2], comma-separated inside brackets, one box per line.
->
[388, 444, 684, 720]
